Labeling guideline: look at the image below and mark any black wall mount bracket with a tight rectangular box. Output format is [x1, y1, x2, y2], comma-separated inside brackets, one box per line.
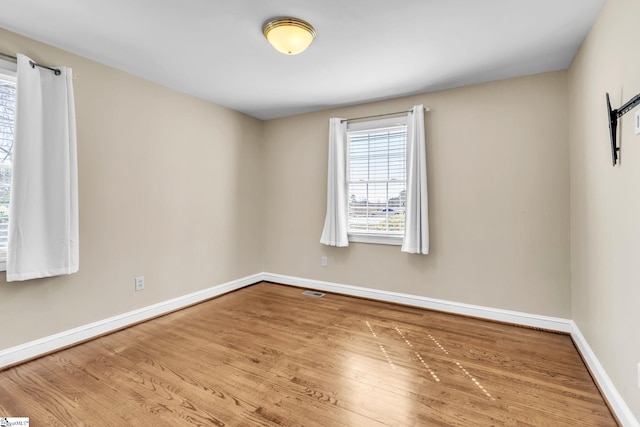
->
[606, 92, 640, 166]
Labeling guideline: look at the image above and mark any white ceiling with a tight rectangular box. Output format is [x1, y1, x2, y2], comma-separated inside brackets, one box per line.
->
[0, 0, 605, 120]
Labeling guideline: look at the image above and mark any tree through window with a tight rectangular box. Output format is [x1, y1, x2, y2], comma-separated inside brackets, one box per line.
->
[0, 73, 16, 254]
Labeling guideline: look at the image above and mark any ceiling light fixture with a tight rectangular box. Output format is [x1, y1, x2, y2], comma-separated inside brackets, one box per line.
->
[263, 17, 316, 55]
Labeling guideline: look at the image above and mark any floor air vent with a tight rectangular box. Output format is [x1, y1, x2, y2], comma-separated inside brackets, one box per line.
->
[302, 290, 325, 298]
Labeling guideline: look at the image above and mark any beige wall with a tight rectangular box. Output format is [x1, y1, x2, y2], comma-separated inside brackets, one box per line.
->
[0, 26, 571, 362]
[262, 71, 571, 317]
[4, 6, 637, 418]
[568, 0, 640, 418]
[0, 29, 264, 349]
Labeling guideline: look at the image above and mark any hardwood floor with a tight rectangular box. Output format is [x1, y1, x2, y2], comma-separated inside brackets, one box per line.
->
[0, 282, 617, 426]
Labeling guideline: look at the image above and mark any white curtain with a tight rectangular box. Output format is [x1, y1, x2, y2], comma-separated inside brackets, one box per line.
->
[320, 117, 349, 247]
[401, 104, 429, 254]
[7, 54, 79, 281]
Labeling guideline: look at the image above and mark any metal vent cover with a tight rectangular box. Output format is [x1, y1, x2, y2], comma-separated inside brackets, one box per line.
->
[301, 290, 325, 298]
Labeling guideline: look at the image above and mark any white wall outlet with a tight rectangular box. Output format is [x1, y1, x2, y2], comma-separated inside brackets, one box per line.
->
[635, 110, 640, 135]
[321, 256, 328, 267]
[135, 276, 145, 291]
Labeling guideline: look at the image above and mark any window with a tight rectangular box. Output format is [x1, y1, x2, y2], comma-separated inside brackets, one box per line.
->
[347, 116, 407, 245]
[0, 67, 16, 265]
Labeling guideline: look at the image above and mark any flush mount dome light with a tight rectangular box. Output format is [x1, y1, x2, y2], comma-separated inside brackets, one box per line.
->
[263, 17, 316, 55]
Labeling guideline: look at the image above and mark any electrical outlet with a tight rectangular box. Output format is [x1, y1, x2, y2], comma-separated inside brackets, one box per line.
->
[635, 110, 640, 135]
[321, 256, 328, 267]
[135, 276, 145, 291]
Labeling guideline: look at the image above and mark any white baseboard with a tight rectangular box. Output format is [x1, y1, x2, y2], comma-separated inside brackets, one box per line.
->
[263, 272, 638, 427]
[0, 273, 262, 369]
[263, 272, 573, 332]
[569, 321, 639, 427]
[1, 271, 637, 426]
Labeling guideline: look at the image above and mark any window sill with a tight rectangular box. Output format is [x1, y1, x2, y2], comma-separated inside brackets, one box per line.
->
[348, 233, 403, 246]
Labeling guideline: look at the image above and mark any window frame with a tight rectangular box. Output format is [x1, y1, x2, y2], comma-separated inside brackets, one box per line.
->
[346, 116, 408, 246]
[0, 59, 17, 270]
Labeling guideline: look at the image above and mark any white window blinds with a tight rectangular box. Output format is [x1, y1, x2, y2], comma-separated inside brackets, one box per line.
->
[347, 120, 407, 238]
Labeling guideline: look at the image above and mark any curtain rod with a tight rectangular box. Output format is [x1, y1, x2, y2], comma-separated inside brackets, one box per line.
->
[341, 107, 429, 124]
[0, 52, 61, 75]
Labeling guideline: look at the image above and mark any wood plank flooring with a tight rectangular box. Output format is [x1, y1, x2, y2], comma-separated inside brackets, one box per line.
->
[0, 282, 618, 426]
